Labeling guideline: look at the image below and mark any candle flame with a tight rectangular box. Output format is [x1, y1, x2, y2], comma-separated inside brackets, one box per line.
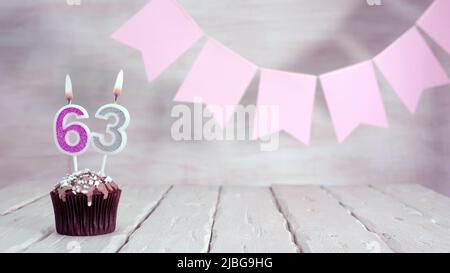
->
[65, 74, 73, 103]
[113, 70, 124, 102]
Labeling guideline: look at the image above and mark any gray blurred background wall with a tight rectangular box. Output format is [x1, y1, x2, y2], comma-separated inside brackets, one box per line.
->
[1, 0, 450, 195]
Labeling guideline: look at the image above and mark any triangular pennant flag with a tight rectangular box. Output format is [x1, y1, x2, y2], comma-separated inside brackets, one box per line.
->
[417, 0, 450, 55]
[111, 0, 203, 82]
[174, 38, 258, 128]
[320, 61, 388, 142]
[253, 69, 316, 145]
[374, 27, 449, 113]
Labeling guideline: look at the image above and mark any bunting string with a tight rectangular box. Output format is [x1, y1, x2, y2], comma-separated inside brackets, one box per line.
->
[112, 0, 450, 143]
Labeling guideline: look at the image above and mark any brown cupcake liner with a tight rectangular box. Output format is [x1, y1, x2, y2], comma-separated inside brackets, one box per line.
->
[50, 189, 121, 236]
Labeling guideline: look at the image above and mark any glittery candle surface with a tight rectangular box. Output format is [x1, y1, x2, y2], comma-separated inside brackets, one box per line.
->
[55, 106, 90, 155]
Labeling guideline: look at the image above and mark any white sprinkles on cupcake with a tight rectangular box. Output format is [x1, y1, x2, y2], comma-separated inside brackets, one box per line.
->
[55, 169, 119, 207]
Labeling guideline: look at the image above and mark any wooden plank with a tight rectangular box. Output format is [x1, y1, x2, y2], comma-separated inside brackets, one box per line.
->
[0, 198, 54, 252]
[0, 180, 50, 216]
[372, 184, 450, 229]
[326, 185, 450, 253]
[272, 185, 391, 253]
[120, 185, 219, 253]
[209, 186, 298, 253]
[25, 184, 171, 253]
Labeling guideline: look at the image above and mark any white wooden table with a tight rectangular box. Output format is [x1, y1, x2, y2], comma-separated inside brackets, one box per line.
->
[0, 183, 449, 253]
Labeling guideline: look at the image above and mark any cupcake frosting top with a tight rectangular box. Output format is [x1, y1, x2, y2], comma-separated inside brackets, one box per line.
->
[54, 169, 119, 206]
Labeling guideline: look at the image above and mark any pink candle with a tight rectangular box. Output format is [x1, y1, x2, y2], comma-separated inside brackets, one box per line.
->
[53, 75, 91, 171]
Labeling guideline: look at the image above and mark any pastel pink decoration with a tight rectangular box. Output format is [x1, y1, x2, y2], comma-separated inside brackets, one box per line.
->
[417, 0, 450, 55]
[111, 0, 203, 82]
[254, 69, 316, 145]
[374, 27, 449, 113]
[174, 39, 258, 127]
[320, 61, 388, 142]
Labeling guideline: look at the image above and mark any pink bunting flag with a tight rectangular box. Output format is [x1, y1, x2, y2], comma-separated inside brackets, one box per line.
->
[417, 0, 450, 55]
[374, 27, 449, 113]
[253, 69, 316, 145]
[320, 61, 388, 142]
[174, 39, 258, 128]
[111, 0, 203, 82]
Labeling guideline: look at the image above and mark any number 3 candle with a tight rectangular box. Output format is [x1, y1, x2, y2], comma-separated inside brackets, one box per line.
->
[53, 75, 90, 172]
[92, 70, 130, 175]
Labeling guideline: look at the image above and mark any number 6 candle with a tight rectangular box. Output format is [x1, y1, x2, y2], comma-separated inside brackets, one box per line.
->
[92, 70, 130, 175]
[53, 75, 91, 172]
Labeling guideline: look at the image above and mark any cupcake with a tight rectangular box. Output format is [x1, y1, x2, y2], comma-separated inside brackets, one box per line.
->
[50, 169, 121, 236]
